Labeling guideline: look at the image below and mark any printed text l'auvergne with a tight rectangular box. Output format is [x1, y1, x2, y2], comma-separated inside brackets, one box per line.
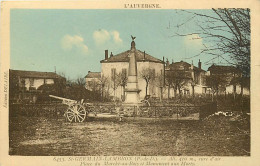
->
[124, 4, 161, 9]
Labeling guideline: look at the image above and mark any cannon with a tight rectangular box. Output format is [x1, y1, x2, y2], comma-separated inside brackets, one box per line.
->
[49, 95, 95, 123]
[49, 95, 152, 123]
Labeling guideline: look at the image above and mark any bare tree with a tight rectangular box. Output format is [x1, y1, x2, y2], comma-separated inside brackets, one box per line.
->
[88, 79, 100, 93]
[165, 71, 175, 99]
[206, 74, 228, 101]
[154, 73, 165, 101]
[174, 71, 190, 98]
[99, 75, 109, 101]
[165, 70, 190, 98]
[76, 77, 85, 87]
[110, 72, 122, 99]
[117, 71, 128, 101]
[170, 9, 250, 77]
[139, 68, 155, 97]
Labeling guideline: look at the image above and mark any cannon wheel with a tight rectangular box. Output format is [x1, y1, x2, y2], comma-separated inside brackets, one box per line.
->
[66, 104, 87, 122]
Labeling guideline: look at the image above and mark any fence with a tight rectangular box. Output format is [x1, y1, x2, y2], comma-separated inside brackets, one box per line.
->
[9, 102, 217, 120]
[120, 102, 216, 120]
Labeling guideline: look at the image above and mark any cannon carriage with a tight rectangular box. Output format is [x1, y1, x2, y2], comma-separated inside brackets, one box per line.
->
[49, 95, 151, 123]
[49, 95, 96, 122]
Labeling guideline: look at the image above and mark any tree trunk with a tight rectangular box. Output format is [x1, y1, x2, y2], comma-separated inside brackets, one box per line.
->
[178, 87, 182, 98]
[160, 87, 163, 101]
[192, 85, 195, 98]
[101, 86, 104, 101]
[168, 86, 170, 99]
[145, 82, 148, 97]
[123, 86, 126, 101]
[174, 88, 177, 98]
[233, 84, 236, 100]
[114, 88, 116, 99]
[241, 84, 243, 96]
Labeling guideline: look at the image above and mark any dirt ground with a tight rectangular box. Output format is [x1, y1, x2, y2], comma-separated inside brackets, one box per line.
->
[9, 115, 250, 156]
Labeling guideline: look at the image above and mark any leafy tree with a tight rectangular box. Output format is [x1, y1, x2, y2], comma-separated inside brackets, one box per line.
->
[206, 74, 228, 101]
[165, 70, 190, 98]
[165, 71, 175, 99]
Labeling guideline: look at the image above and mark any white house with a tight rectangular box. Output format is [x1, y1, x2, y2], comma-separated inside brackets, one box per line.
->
[99, 44, 164, 100]
[165, 60, 207, 98]
[207, 65, 250, 95]
[9, 69, 65, 91]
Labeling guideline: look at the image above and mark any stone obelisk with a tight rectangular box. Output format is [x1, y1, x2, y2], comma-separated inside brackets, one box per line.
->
[124, 36, 141, 104]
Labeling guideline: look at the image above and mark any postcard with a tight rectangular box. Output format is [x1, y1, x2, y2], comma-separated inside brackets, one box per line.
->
[1, 0, 260, 166]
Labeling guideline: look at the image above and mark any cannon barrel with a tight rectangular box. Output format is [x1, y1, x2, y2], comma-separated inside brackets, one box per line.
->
[49, 95, 77, 104]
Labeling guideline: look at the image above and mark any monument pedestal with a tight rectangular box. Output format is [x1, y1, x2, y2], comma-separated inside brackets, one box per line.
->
[123, 89, 141, 116]
[124, 89, 141, 104]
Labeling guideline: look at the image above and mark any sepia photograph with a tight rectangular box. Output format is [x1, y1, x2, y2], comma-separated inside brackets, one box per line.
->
[7, 8, 251, 157]
[2, 1, 260, 165]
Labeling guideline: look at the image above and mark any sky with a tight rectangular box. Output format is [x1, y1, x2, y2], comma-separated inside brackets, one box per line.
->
[10, 9, 221, 80]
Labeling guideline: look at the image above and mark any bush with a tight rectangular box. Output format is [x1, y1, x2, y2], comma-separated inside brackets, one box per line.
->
[64, 85, 101, 102]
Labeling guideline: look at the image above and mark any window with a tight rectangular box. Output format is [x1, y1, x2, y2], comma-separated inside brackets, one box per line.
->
[20, 78, 25, 87]
[152, 69, 155, 77]
[29, 78, 34, 87]
[111, 68, 116, 79]
[88, 81, 92, 86]
[122, 68, 127, 78]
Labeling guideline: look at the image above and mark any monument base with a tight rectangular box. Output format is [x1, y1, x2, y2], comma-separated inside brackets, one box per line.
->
[124, 87, 141, 103]
[121, 102, 142, 117]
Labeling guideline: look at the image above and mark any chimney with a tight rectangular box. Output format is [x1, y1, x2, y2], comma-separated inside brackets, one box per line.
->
[172, 59, 174, 64]
[144, 51, 146, 59]
[163, 56, 165, 62]
[105, 50, 108, 60]
[110, 52, 113, 58]
[166, 58, 170, 68]
[198, 59, 201, 69]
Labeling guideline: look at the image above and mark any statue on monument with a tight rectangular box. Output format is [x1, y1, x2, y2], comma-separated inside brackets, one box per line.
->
[131, 35, 136, 41]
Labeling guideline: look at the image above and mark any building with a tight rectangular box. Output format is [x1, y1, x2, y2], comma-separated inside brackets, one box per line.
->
[85, 39, 249, 100]
[165, 59, 207, 97]
[207, 64, 250, 95]
[99, 43, 164, 100]
[85, 71, 101, 91]
[9, 69, 66, 103]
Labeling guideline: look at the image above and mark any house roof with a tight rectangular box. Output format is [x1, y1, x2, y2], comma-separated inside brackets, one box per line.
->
[168, 61, 205, 72]
[208, 65, 241, 73]
[85, 72, 101, 78]
[100, 49, 164, 64]
[9, 69, 65, 79]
